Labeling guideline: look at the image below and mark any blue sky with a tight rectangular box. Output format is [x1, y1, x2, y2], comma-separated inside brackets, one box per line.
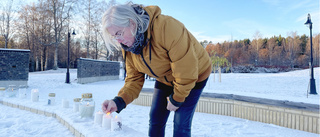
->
[116, 0, 319, 43]
[24, 0, 319, 43]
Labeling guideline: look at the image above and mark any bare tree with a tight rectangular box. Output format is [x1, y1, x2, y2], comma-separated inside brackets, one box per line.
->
[0, 0, 17, 48]
[48, 0, 76, 70]
[92, 0, 108, 59]
[17, 0, 75, 71]
[38, 1, 55, 71]
[252, 31, 262, 65]
[16, 3, 40, 71]
[79, 0, 110, 59]
[267, 37, 277, 66]
[287, 32, 301, 68]
[79, 0, 94, 58]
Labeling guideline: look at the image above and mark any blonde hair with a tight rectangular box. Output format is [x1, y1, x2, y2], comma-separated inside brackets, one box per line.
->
[102, 2, 149, 51]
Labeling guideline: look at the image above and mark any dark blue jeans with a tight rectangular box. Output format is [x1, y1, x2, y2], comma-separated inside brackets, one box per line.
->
[148, 79, 207, 137]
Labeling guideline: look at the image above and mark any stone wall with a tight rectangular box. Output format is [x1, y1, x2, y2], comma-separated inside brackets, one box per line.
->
[77, 58, 120, 84]
[133, 88, 320, 134]
[0, 48, 30, 87]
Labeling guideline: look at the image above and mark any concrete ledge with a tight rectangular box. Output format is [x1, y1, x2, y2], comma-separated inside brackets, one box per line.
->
[18, 105, 25, 110]
[37, 110, 45, 115]
[12, 104, 19, 108]
[45, 111, 55, 117]
[3, 101, 8, 106]
[133, 88, 320, 134]
[69, 126, 75, 135]
[7, 102, 13, 107]
[30, 108, 38, 114]
[25, 106, 31, 112]
[74, 130, 82, 137]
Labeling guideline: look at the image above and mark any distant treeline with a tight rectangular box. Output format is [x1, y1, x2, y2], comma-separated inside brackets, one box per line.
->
[202, 32, 320, 69]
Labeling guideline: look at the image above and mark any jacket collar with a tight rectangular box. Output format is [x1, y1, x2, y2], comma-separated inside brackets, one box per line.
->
[144, 6, 162, 41]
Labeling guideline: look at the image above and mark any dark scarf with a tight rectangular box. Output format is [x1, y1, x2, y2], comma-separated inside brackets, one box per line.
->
[120, 31, 146, 55]
[121, 5, 149, 55]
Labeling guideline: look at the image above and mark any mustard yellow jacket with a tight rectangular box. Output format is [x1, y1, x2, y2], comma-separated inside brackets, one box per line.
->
[118, 6, 211, 105]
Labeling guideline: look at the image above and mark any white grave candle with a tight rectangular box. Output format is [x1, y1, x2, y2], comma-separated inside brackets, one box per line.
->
[62, 99, 69, 108]
[94, 111, 104, 126]
[102, 112, 112, 129]
[7, 85, 17, 97]
[0, 87, 5, 97]
[19, 85, 27, 99]
[111, 115, 122, 131]
[73, 98, 81, 112]
[79, 103, 95, 118]
[48, 93, 56, 105]
[31, 89, 39, 102]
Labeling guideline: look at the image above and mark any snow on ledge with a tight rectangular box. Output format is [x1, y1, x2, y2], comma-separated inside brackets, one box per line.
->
[79, 57, 120, 63]
[0, 48, 30, 52]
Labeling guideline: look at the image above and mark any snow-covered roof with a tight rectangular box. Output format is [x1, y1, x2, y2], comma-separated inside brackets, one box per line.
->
[0, 48, 30, 52]
[79, 57, 120, 63]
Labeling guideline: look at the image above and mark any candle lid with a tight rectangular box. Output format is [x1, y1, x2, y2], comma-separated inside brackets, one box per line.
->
[81, 93, 92, 98]
[8, 85, 17, 90]
[74, 98, 81, 102]
[19, 85, 27, 88]
[0, 87, 5, 91]
[48, 93, 56, 97]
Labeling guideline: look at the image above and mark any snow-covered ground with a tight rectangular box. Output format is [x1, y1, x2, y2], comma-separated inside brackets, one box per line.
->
[202, 68, 320, 105]
[0, 68, 319, 137]
[0, 104, 74, 137]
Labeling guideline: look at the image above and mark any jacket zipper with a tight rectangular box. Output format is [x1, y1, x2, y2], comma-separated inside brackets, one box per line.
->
[164, 76, 169, 83]
[140, 51, 158, 78]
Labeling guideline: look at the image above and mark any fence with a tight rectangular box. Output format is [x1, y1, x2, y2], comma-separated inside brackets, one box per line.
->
[133, 88, 320, 134]
[77, 58, 120, 84]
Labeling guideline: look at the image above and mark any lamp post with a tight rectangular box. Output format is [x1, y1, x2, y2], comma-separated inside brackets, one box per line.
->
[66, 29, 76, 84]
[304, 13, 317, 94]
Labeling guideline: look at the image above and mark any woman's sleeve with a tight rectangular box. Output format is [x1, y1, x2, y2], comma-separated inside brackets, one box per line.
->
[117, 51, 145, 109]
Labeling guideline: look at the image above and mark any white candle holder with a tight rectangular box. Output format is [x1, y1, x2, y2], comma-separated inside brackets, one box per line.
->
[0, 87, 5, 97]
[111, 115, 122, 131]
[18, 85, 27, 99]
[31, 89, 39, 102]
[48, 93, 56, 105]
[79, 93, 95, 118]
[62, 99, 69, 108]
[94, 111, 104, 126]
[73, 98, 81, 112]
[102, 112, 112, 129]
[6, 85, 18, 97]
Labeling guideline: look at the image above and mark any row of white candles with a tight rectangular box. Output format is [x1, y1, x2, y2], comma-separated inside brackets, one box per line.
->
[2, 88, 122, 131]
[94, 112, 122, 131]
[0, 86, 27, 98]
[63, 99, 122, 131]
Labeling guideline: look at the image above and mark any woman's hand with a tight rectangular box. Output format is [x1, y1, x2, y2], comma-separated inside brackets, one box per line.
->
[102, 100, 118, 113]
[166, 97, 179, 111]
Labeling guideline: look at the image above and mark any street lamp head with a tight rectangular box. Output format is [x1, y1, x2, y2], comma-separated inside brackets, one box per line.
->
[72, 29, 76, 35]
[304, 13, 312, 26]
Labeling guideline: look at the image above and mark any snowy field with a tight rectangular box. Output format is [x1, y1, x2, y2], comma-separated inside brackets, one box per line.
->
[202, 68, 320, 105]
[0, 67, 319, 137]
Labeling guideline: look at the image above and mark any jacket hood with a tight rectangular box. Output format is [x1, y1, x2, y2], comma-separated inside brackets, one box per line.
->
[144, 6, 162, 40]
